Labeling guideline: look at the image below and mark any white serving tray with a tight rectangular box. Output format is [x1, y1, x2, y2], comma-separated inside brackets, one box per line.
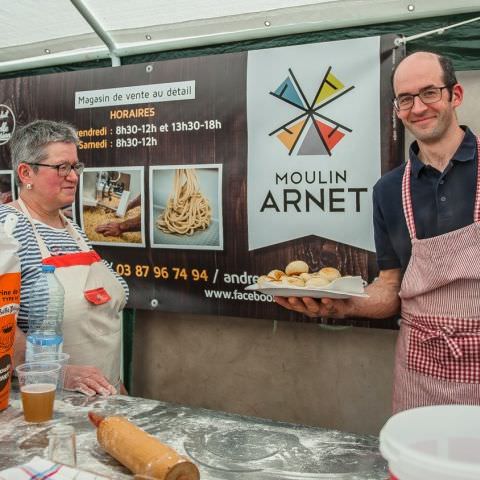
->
[245, 276, 368, 299]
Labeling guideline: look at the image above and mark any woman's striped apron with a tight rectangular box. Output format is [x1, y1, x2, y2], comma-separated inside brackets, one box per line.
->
[392, 137, 480, 413]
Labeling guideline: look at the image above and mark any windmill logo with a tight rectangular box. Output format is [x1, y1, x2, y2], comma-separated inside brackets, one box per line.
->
[269, 67, 354, 156]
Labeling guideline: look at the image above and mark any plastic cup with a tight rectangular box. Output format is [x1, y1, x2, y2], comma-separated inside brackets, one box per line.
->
[30, 352, 70, 396]
[15, 362, 61, 422]
[48, 424, 77, 466]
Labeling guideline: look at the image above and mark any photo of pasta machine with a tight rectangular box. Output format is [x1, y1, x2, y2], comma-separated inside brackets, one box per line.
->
[83, 170, 131, 217]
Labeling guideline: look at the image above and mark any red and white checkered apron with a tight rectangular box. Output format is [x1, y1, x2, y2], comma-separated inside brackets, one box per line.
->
[392, 136, 480, 413]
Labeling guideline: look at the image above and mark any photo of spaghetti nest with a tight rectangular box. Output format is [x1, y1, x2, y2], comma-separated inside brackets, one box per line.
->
[156, 168, 212, 236]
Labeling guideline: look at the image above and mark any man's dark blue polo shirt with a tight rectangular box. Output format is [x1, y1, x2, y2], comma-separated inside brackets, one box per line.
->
[373, 127, 478, 272]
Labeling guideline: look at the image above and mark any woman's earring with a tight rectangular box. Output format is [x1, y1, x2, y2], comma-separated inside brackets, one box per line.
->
[26, 183, 32, 190]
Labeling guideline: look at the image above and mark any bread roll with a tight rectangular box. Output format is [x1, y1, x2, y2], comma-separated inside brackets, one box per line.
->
[267, 269, 285, 281]
[285, 260, 309, 276]
[299, 272, 312, 281]
[282, 276, 305, 287]
[318, 267, 341, 282]
[306, 275, 330, 287]
[89, 413, 199, 480]
[257, 275, 270, 287]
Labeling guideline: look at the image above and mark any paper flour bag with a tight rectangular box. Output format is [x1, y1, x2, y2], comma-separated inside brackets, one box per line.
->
[0, 213, 20, 411]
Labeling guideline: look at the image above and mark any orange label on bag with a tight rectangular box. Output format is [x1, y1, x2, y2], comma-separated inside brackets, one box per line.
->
[0, 272, 20, 411]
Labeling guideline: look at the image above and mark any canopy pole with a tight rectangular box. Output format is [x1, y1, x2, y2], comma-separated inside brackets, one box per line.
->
[70, 0, 121, 66]
[394, 15, 480, 46]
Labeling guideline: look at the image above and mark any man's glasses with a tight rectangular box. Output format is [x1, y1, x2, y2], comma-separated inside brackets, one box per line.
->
[28, 162, 85, 177]
[393, 86, 451, 111]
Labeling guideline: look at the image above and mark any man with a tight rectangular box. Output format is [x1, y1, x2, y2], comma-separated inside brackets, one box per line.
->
[275, 51, 480, 412]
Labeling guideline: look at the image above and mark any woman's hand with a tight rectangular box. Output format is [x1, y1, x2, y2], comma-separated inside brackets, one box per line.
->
[64, 365, 117, 396]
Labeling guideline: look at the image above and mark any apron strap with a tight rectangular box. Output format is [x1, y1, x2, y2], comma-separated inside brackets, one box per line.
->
[17, 198, 89, 258]
[59, 211, 90, 251]
[402, 135, 480, 238]
[401, 160, 416, 240]
[402, 316, 468, 360]
[17, 198, 50, 259]
[474, 136, 480, 222]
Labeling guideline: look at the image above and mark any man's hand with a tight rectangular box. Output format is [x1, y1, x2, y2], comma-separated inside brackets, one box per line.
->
[64, 365, 117, 396]
[274, 296, 352, 318]
[274, 268, 402, 320]
[95, 222, 123, 237]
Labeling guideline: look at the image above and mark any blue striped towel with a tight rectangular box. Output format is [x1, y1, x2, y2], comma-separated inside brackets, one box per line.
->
[0, 456, 110, 479]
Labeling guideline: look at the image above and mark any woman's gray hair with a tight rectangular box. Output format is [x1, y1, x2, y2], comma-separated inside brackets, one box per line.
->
[10, 119, 79, 185]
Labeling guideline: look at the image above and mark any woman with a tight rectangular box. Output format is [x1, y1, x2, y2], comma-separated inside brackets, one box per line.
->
[0, 119, 128, 396]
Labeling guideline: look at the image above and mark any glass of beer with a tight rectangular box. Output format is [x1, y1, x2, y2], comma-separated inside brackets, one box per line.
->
[15, 362, 61, 422]
[30, 352, 70, 398]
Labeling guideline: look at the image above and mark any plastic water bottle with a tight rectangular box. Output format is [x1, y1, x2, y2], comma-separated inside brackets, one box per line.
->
[25, 265, 65, 362]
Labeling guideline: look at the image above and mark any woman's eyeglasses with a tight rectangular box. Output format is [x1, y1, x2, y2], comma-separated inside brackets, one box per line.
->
[28, 162, 85, 177]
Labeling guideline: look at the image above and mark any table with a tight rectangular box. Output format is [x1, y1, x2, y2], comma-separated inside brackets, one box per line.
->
[1, 389, 388, 479]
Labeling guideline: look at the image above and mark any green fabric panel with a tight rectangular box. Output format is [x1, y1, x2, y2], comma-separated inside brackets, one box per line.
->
[122, 308, 136, 393]
[0, 59, 112, 80]
[0, 11, 479, 80]
[121, 11, 480, 71]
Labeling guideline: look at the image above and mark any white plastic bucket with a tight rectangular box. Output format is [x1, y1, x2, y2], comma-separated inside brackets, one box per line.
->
[380, 405, 480, 480]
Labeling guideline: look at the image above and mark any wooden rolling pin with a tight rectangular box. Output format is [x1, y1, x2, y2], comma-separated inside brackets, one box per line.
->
[88, 412, 200, 480]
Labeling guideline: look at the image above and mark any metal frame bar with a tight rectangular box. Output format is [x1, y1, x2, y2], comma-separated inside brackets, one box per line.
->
[70, 0, 121, 66]
[0, 3, 478, 74]
[394, 15, 480, 46]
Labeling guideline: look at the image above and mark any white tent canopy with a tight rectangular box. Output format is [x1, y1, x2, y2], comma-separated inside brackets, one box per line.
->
[0, 0, 479, 73]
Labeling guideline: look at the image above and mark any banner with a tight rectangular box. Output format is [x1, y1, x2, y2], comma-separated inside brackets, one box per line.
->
[247, 36, 380, 252]
[0, 35, 402, 327]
